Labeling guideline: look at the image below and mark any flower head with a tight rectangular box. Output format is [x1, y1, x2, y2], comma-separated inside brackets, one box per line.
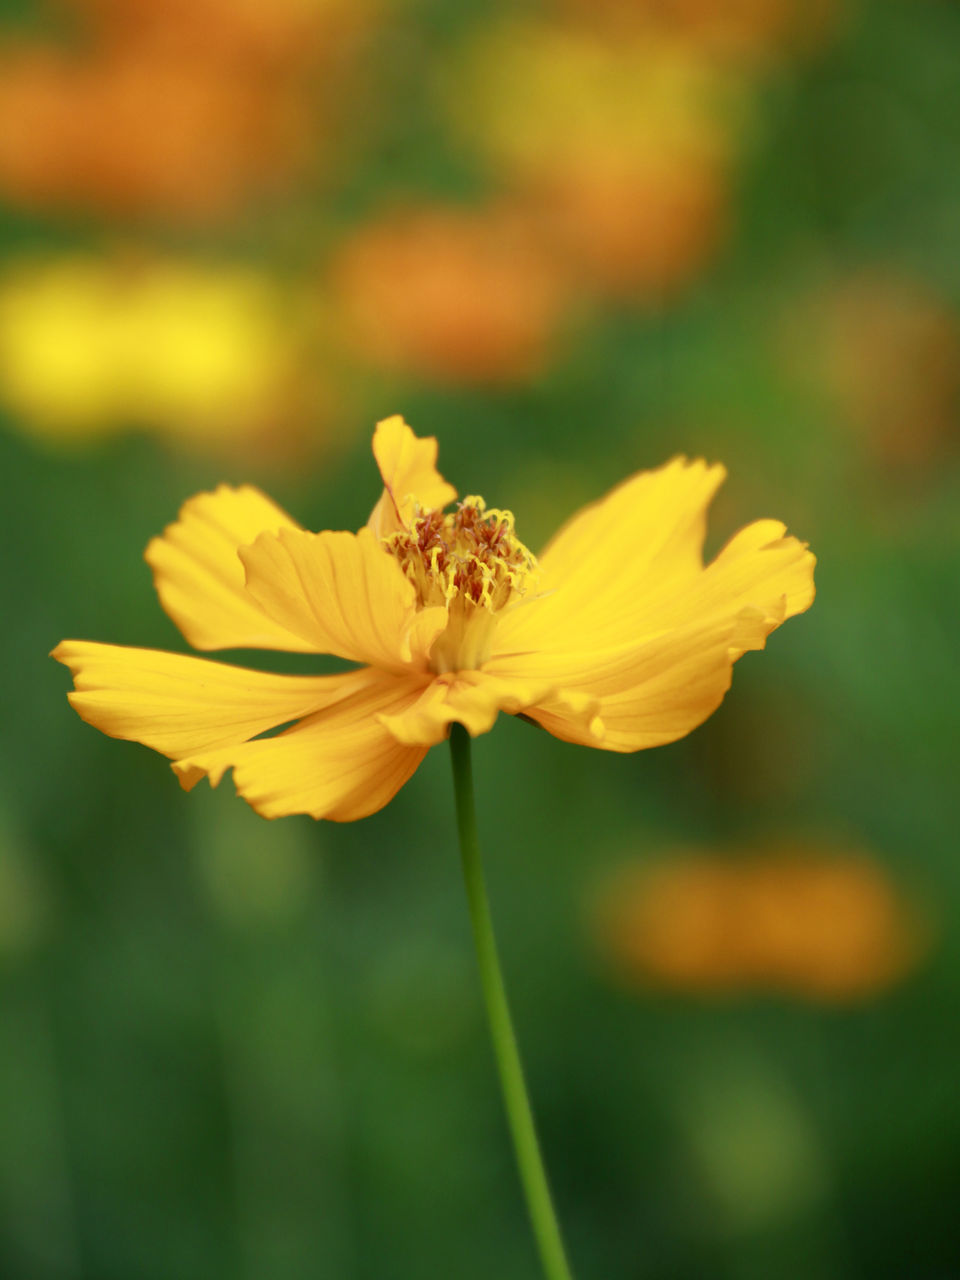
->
[54, 417, 815, 820]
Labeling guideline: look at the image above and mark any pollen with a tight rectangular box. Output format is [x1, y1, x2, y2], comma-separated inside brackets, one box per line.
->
[385, 496, 538, 673]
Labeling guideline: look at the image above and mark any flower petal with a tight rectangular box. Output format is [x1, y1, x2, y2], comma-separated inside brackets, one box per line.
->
[488, 521, 815, 752]
[239, 525, 447, 671]
[496, 457, 726, 656]
[366, 415, 457, 536]
[173, 670, 430, 821]
[145, 485, 312, 652]
[378, 670, 604, 746]
[700, 521, 816, 655]
[495, 619, 751, 751]
[53, 640, 365, 758]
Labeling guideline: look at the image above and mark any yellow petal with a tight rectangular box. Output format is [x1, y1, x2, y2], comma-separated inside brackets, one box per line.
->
[239, 526, 447, 672]
[378, 669, 604, 746]
[53, 640, 365, 759]
[145, 485, 312, 652]
[366, 414, 457, 536]
[496, 456, 726, 658]
[625, 520, 816, 654]
[173, 670, 430, 821]
[488, 514, 815, 752]
[490, 615, 750, 752]
[702, 520, 816, 653]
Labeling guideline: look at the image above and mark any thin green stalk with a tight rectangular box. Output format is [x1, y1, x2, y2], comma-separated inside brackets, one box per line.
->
[448, 723, 574, 1280]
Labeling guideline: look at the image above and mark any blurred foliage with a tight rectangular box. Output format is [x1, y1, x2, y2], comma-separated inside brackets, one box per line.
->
[2, 0, 959, 1277]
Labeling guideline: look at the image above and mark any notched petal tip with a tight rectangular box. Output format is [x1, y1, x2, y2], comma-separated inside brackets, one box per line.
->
[368, 415, 457, 537]
[707, 523, 817, 630]
[587, 713, 606, 744]
[663, 453, 727, 480]
[172, 760, 205, 793]
[728, 603, 777, 659]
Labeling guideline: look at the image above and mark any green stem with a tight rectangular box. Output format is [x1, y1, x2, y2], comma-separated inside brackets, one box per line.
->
[448, 723, 575, 1280]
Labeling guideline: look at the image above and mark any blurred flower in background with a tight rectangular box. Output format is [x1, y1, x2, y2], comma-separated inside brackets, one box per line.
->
[590, 844, 930, 1001]
[0, 0, 376, 468]
[446, 23, 747, 300]
[0, 255, 336, 460]
[0, 0, 376, 224]
[0, 0, 856, 462]
[330, 204, 570, 384]
[782, 270, 960, 469]
[0, 44, 314, 223]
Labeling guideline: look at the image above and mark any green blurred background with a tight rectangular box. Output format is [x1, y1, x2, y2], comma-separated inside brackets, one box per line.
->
[2, 0, 959, 1276]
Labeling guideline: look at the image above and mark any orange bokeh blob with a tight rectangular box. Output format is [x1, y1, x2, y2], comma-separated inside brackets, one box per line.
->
[0, 45, 314, 222]
[330, 205, 569, 385]
[529, 151, 728, 299]
[592, 845, 929, 1002]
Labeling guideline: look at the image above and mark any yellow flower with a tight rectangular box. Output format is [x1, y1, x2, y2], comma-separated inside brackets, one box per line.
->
[53, 417, 815, 821]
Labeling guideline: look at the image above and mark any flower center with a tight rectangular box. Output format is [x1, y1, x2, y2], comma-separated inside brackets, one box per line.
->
[385, 496, 538, 673]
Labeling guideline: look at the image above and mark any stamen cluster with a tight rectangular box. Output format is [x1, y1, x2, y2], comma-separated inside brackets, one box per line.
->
[385, 496, 537, 672]
[388, 497, 536, 610]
